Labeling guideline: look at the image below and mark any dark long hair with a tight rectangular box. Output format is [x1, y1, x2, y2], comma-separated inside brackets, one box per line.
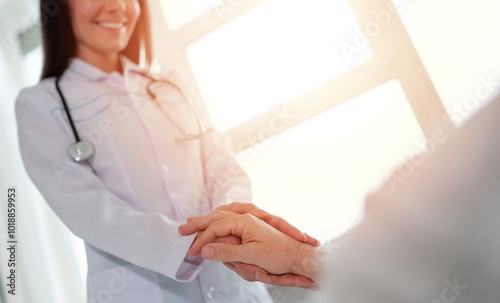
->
[40, 0, 152, 79]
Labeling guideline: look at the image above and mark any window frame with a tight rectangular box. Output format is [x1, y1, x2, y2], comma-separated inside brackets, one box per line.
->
[150, 0, 452, 152]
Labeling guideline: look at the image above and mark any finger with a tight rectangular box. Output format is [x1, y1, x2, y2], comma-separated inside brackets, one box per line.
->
[189, 230, 203, 249]
[216, 202, 258, 214]
[263, 273, 315, 288]
[188, 228, 230, 256]
[200, 243, 246, 263]
[251, 209, 307, 243]
[216, 205, 322, 246]
[216, 235, 242, 246]
[223, 261, 238, 272]
[254, 271, 272, 284]
[178, 211, 238, 235]
[304, 233, 321, 247]
[234, 262, 272, 284]
[188, 215, 251, 255]
[307, 285, 322, 291]
[251, 209, 321, 247]
[222, 262, 258, 282]
[224, 262, 272, 284]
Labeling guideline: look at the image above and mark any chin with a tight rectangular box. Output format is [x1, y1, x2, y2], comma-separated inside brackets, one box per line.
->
[99, 43, 128, 55]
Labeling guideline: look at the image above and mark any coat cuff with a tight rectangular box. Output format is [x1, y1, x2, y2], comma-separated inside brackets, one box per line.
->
[161, 232, 209, 282]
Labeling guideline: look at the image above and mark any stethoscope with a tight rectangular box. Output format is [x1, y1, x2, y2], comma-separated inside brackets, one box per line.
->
[55, 71, 214, 162]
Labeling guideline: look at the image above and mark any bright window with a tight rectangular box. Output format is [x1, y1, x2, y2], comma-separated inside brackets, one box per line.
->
[236, 79, 424, 241]
[153, 0, 447, 242]
[186, 0, 372, 132]
[396, 0, 500, 126]
[159, 0, 214, 31]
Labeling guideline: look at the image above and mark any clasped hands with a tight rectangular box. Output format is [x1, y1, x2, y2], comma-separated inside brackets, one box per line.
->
[178, 203, 322, 289]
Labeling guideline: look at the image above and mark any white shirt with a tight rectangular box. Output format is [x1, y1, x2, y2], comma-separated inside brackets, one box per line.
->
[15, 56, 272, 302]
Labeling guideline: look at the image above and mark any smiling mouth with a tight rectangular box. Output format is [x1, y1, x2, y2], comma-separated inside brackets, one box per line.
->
[97, 22, 127, 30]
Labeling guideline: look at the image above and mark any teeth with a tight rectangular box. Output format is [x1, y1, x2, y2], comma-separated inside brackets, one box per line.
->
[99, 22, 125, 29]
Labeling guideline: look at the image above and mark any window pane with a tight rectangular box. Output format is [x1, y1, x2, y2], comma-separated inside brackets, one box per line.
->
[21, 46, 43, 87]
[396, 0, 500, 126]
[187, 0, 372, 132]
[159, 0, 214, 31]
[236, 80, 424, 242]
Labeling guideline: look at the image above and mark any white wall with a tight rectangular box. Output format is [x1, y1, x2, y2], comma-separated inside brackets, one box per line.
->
[0, 1, 86, 302]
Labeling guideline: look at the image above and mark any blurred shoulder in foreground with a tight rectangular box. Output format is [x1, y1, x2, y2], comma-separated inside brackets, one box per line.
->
[323, 95, 500, 303]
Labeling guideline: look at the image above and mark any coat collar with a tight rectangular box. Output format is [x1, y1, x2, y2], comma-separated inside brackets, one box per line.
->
[63, 55, 144, 81]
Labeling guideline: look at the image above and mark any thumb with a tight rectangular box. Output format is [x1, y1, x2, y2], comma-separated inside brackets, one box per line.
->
[202, 244, 243, 262]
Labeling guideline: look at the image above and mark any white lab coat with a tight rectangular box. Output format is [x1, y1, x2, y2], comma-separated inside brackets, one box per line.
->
[15, 56, 272, 303]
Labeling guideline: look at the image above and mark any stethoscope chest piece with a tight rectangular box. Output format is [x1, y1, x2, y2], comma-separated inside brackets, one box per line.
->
[56, 76, 96, 163]
[67, 140, 95, 162]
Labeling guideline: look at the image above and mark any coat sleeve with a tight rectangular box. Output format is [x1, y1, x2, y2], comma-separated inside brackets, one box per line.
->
[200, 130, 253, 208]
[15, 88, 207, 282]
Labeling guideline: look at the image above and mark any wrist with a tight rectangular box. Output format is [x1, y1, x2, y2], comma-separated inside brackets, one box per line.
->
[289, 241, 320, 281]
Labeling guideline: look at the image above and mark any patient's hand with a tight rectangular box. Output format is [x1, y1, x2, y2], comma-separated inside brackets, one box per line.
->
[212, 234, 314, 287]
[180, 205, 321, 289]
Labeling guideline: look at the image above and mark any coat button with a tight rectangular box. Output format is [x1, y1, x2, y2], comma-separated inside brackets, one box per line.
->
[207, 286, 215, 299]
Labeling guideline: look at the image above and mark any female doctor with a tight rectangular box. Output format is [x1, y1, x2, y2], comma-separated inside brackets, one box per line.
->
[14, 0, 318, 301]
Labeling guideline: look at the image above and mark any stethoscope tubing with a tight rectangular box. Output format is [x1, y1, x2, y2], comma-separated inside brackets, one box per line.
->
[55, 75, 81, 142]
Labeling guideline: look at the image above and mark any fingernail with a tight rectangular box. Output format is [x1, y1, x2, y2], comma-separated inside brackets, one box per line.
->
[254, 271, 264, 281]
[309, 285, 321, 291]
[203, 246, 214, 259]
[255, 271, 271, 283]
[302, 233, 307, 243]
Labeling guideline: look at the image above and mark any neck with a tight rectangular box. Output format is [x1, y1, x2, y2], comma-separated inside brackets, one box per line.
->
[75, 48, 122, 74]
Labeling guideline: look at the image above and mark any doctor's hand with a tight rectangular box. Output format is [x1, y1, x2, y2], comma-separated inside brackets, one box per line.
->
[179, 211, 320, 289]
